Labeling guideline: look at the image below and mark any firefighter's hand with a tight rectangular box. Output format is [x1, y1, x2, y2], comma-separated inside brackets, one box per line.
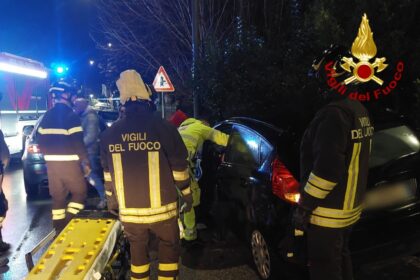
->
[81, 160, 92, 178]
[181, 193, 193, 213]
[107, 196, 119, 213]
[292, 206, 311, 231]
[109, 209, 119, 216]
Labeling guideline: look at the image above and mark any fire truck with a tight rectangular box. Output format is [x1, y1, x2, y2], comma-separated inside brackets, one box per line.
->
[0, 52, 49, 156]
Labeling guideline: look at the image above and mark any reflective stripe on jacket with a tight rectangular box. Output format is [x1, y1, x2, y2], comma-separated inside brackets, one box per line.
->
[37, 103, 88, 162]
[299, 98, 373, 228]
[100, 110, 190, 224]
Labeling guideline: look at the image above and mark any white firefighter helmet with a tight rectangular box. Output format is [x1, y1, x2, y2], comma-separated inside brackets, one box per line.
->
[116, 69, 152, 104]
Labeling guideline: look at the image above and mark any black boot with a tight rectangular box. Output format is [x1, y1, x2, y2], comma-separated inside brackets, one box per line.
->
[0, 257, 8, 267]
[0, 230, 9, 269]
[0, 231, 10, 253]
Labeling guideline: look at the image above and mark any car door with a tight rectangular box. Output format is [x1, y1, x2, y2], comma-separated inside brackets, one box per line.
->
[217, 125, 261, 220]
[200, 122, 233, 210]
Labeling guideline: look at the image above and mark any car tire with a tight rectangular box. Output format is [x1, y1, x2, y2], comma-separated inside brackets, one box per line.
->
[249, 228, 280, 280]
[24, 179, 39, 199]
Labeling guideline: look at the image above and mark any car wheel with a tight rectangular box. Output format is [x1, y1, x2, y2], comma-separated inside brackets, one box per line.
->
[251, 229, 273, 279]
[24, 179, 39, 198]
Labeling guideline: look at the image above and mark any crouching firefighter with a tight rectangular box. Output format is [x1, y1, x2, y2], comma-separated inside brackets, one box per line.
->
[177, 114, 229, 242]
[293, 44, 373, 280]
[100, 70, 192, 280]
[38, 79, 90, 233]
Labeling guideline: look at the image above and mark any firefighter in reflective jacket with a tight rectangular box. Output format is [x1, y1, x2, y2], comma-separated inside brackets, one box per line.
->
[100, 70, 192, 280]
[178, 116, 229, 241]
[37, 79, 90, 232]
[294, 45, 373, 280]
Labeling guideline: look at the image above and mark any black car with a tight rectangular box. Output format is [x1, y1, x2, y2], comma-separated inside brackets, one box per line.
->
[201, 117, 420, 280]
[21, 115, 48, 197]
[21, 110, 119, 198]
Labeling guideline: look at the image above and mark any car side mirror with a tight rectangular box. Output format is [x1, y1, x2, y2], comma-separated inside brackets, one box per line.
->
[23, 126, 34, 137]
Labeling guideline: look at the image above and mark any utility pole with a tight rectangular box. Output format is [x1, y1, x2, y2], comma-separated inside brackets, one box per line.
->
[192, 0, 200, 118]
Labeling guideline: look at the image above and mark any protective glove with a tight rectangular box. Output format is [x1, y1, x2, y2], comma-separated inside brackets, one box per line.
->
[292, 206, 312, 232]
[180, 193, 193, 213]
[107, 196, 118, 211]
[105, 183, 119, 213]
[81, 160, 92, 178]
[109, 209, 119, 217]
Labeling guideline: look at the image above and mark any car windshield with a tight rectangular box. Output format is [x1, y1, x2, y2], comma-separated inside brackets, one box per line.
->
[369, 125, 420, 168]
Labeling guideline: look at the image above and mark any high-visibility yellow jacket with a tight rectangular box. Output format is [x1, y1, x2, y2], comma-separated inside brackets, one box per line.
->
[178, 118, 229, 161]
[300, 98, 373, 228]
[100, 109, 191, 224]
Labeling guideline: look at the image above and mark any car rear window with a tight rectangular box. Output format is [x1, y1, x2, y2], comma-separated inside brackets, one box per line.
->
[225, 126, 260, 166]
[370, 125, 420, 168]
[260, 139, 273, 164]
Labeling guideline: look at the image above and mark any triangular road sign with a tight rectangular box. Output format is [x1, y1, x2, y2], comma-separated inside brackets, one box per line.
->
[153, 66, 175, 92]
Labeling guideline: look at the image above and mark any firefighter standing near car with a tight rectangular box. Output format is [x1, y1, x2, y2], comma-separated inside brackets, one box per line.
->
[293, 44, 374, 280]
[37, 79, 90, 233]
[100, 70, 192, 280]
[176, 112, 229, 242]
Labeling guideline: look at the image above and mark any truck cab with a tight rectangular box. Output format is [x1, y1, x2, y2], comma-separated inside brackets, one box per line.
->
[0, 52, 49, 156]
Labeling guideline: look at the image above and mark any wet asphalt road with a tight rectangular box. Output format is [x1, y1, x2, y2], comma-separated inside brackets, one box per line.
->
[1, 161, 420, 280]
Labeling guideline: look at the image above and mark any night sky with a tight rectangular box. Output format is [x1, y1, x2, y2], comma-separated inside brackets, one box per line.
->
[0, 0, 97, 79]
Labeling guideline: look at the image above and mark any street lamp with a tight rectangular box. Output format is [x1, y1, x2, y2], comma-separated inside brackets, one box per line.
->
[107, 42, 112, 48]
[89, 60, 95, 66]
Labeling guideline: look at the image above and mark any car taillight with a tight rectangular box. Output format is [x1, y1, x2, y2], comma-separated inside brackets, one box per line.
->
[271, 157, 300, 204]
[27, 144, 41, 154]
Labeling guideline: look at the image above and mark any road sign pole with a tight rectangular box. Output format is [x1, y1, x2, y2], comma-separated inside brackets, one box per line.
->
[161, 92, 165, 119]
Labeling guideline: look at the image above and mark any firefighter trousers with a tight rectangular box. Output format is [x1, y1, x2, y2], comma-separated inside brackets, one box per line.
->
[124, 217, 180, 280]
[307, 224, 353, 280]
[46, 161, 87, 233]
[182, 179, 200, 240]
